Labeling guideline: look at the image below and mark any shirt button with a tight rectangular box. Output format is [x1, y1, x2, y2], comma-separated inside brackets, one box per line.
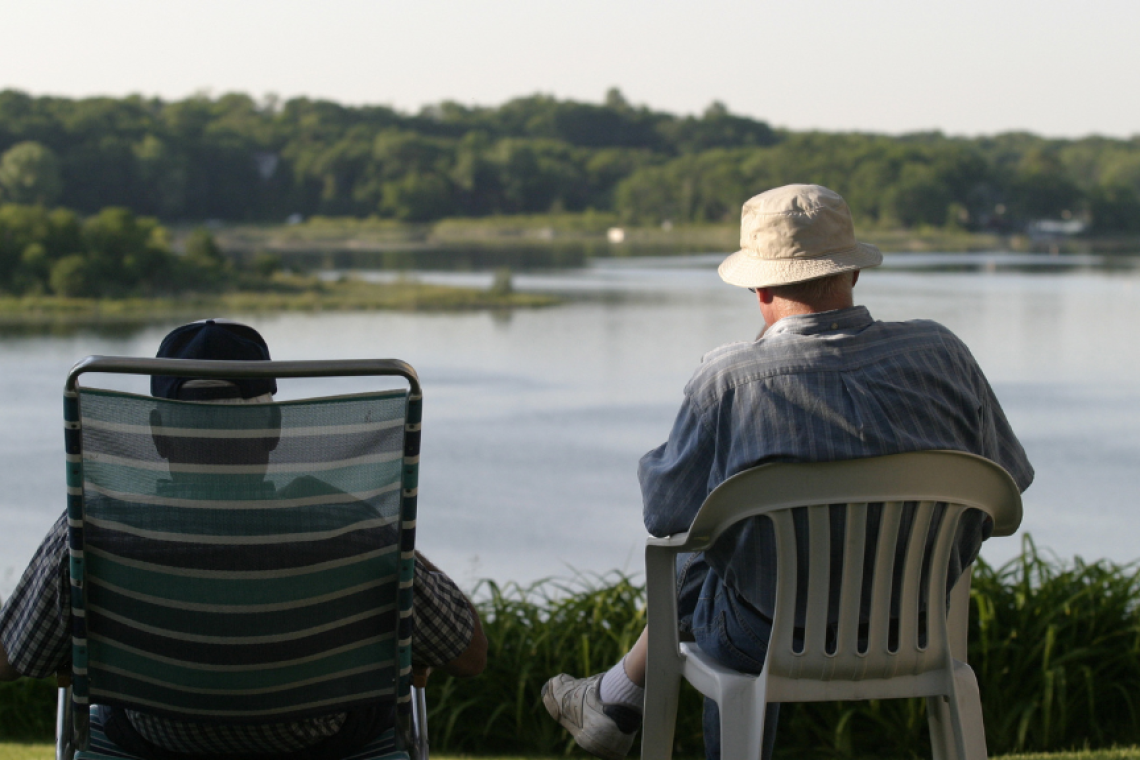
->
[831, 322, 839, 329]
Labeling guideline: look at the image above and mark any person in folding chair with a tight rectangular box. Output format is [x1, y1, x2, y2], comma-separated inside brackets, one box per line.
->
[0, 319, 486, 759]
[542, 184, 1034, 760]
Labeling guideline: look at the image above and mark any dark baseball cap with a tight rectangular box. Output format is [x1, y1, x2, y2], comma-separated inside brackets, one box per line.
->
[151, 319, 277, 401]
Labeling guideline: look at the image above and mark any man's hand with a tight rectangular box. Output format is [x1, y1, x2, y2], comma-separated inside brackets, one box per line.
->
[414, 551, 488, 678]
[412, 665, 431, 688]
[439, 600, 487, 678]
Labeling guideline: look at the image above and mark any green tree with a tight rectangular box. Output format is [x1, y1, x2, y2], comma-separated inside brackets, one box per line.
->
[616, 150, 749, 224]
[883, 163, 954, 227]
[1088, 184, 1140, 232]
[49, 253, 94, 296]
[1006, 148, 1083, 221]
[184, 227, 225, 268]
[380, 172, 454, 221]
[0, 141, 62, 205]
[132, 134, 188, 217]
[0, 204, 82, 294]
[81, 207, 174, 295]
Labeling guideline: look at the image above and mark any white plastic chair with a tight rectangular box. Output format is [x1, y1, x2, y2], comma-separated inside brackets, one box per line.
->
[641, 451, 1022, 760]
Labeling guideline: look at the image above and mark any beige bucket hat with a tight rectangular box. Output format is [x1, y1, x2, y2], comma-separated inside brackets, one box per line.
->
[718, 184, 882, 289]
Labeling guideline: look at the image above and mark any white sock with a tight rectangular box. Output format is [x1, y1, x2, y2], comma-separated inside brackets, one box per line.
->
[598, 656, 644, 711]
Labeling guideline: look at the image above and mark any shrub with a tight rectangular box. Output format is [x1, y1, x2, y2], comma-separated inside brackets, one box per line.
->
[0, 679, 55, 742]
[427, 543, 1140, 757]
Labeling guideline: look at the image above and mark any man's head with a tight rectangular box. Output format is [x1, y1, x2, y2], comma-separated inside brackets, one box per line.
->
[719, 184, 881, 291]
[150, 319, 280, 469]
[152, 319, 277, 402]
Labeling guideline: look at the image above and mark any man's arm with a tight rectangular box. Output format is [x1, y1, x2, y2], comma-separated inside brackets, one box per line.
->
[976, 373, 1034, 492]
[639, 394, 718, 537]
[413, 552, 487, 678]
[439, 599, 487, 678]
[0, 512, 73, 683]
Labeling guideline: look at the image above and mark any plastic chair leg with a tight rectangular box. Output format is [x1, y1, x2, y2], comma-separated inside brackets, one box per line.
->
[927, 694, 954, 760]
[714, 681, 766, 760]
[641, 669, 682, 760]
[946, 660, 988, 760]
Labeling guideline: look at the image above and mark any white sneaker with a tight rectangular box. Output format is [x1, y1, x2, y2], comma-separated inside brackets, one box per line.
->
[542, 673, 638, 760]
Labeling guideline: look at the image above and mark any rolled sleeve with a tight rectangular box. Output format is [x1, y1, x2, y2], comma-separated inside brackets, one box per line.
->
[639, 393, 717, 538]
[0, 512, 72, 679]
[410, 560, 474, 668]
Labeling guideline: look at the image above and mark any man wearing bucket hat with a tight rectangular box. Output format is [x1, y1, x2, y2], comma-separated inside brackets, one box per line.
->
[543, 185, 1034, 760]
[0, 319, 487, 758]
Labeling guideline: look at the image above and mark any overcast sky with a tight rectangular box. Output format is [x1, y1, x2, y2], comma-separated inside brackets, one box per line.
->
[5, 0, 1138, 139]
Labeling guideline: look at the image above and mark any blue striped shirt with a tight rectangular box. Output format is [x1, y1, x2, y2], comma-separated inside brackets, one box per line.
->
[639, 305, 1033, 617]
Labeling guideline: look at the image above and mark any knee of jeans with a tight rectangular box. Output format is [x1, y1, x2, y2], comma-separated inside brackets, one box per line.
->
[713, 611, 767, 673]
[675, 552, 709, 620]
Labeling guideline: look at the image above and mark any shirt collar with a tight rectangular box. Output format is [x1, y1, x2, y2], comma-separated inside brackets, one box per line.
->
[763, 305, 873, 338]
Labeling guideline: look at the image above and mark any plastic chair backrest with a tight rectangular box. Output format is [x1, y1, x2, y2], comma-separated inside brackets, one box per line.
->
[679, 452, 1022, 682]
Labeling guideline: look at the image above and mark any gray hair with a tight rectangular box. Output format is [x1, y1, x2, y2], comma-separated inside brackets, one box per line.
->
[767, 271, 855, 304]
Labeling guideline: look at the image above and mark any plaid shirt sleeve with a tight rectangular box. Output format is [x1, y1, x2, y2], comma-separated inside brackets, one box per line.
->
[409, 558, 474, 668]
[0, 511, 71, 679]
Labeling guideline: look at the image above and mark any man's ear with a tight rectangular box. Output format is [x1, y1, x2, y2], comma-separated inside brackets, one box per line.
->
[755, 287, 775, 305]
[150, 409, 171, 460]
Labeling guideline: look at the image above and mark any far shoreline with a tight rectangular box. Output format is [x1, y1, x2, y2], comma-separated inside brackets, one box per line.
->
[205, 214, 1140, 258]
[0, 276, 559, 328]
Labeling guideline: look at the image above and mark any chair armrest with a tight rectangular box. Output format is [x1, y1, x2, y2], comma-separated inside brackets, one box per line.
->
[645, 543, 685, 658]
[645, 531, 696, 551]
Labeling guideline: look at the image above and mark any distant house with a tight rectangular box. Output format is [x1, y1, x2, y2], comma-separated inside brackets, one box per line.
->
[1026, 218, 1086, 240]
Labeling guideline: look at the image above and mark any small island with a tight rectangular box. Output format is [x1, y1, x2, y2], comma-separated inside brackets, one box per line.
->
[0, 203, 556, 327]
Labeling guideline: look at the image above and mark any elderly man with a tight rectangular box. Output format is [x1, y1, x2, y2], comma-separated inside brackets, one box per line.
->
[0, 319, 487, 759]
[543, 184, 1033, 760]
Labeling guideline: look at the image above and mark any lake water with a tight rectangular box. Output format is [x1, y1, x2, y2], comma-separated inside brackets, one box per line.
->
[3, 251, 1140, 596]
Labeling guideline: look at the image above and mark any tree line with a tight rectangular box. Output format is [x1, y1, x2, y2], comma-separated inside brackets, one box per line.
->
[0, 203, 243, 297]
[2, 88, 1139, 231]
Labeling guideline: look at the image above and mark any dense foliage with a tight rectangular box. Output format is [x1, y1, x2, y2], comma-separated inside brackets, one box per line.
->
[0, 203, 233, 296]
[3, 89, 1140, 231]
[4, 543, 1140, 756]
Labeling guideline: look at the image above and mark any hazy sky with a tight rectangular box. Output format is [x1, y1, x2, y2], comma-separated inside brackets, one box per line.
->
[5, 0, 1138, 138]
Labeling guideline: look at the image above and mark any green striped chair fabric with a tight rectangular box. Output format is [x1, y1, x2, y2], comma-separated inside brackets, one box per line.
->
[64, 383, 421, 760]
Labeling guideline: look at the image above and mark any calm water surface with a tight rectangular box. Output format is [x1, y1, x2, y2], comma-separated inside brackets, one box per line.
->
[2, 252, 1139, 595]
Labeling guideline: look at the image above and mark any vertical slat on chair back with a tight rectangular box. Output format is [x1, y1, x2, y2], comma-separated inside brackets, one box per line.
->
[767, 499, 969, 683]
[70, 387, 413, 723]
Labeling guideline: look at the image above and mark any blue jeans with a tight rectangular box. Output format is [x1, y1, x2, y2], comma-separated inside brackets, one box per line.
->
[676, 552, 780, 760]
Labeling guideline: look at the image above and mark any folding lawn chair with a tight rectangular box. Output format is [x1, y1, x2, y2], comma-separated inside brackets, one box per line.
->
[641, 451, 1023, 760]
[56, 356, 428, 760]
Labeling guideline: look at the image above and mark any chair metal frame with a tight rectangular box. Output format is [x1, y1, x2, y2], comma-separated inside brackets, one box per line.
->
[641, 451, 1023, 760]
[57, 355, 429, 760]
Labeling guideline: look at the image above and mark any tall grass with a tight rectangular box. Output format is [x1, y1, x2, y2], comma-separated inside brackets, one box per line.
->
[972, 537, 1140, 753]
[427, 540, 1140, 757]
[425, 573, 705, 756]
[0, 680, 55, 742]
[4, 541, 1140, 757]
